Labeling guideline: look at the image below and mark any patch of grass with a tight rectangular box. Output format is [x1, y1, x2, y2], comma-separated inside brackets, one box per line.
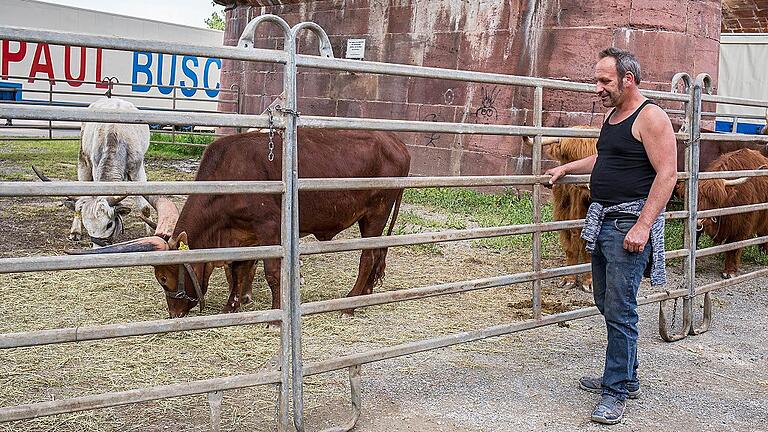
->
[402, 187, 559, 253]
[0, 139, 80, 179]
[148, 133, 210, 158]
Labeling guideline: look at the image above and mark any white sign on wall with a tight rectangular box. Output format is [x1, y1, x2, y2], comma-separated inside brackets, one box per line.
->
[345, 39, 366, 60]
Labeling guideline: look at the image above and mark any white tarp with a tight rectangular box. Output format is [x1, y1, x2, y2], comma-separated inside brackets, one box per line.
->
[718, 33, 768, 126]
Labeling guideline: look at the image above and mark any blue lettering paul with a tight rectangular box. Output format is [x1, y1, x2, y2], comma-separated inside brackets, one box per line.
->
[131, 52, 220, 98]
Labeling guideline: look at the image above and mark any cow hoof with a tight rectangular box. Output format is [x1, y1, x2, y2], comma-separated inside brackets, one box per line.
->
[580, 283, 593, 293]
[266, 322, 280, 332]
[340, 310, 355, 319]
[68, 233, 81, 242]
[559, 280, 577, 290]
[721, 272, 734, 279]
[241, 293, 253, 305]
[221, 301, 240, 313]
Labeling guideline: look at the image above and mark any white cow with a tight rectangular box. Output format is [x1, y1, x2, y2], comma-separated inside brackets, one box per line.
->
[36, 97, 175, 245]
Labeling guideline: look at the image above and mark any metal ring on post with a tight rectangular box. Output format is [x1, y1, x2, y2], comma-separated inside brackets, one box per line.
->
[237, 14, 292, 49]
[291, 22, 335, 58]
[318, 365, 362, 432]
[689, 292, 713, 335]
[658, 297, 693, 342]
[671, 72, 691, 94]
[695, 73, 713, 95]
[671, 72, 692, 135]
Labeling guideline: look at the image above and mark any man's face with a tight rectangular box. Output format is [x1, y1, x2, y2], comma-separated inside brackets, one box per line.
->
[595, 57, 625, 108]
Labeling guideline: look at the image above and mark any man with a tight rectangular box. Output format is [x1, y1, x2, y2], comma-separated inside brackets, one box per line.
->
[546, 48, 677, 424]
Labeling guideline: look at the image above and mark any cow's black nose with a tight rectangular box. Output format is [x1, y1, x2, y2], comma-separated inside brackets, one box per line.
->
[90, 237, 111, 247]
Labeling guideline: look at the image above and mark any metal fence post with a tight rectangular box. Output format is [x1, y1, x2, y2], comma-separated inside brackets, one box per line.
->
[531, 86, 543, 319]
[688, 73, 714, 336]
[48, 79, 53, 140]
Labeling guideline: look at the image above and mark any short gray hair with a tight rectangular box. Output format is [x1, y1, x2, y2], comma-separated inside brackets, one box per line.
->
[599, 47, 642, 85]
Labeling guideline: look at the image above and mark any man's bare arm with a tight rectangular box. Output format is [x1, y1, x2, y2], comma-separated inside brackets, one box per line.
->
[545, 154, 597, 185]
[623, 105, 677, 252]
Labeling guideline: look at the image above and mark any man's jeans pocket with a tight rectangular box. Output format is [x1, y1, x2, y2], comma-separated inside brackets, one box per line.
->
[613, 217, 638, 234]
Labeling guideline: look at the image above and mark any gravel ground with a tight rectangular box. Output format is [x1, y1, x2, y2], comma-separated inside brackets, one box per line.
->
[306, 265, 768, 432]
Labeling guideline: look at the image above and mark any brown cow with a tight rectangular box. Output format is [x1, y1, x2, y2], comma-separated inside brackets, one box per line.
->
[69, 129, 411, 318]
[523, 126, 596, 292]
[695, 148, 768, 279]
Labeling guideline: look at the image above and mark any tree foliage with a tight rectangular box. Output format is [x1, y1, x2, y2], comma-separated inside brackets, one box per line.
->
[205, 11, 225, 30]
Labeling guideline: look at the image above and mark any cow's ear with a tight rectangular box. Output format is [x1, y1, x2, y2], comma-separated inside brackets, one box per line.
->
[116, 205, 132, 217]
[168, 231, 188, 250]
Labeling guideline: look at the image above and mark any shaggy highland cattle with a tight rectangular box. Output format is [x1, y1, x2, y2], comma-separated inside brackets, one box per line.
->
[69, 129, 411, 318]
[695, 148, 768, 279]
[523, 126, 596, 292]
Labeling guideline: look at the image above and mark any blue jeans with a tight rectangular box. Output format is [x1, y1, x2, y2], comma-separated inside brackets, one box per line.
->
[591, 216, 651, 400]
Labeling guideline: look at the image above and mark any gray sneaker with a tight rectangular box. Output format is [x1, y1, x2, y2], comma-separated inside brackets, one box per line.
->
[591, 394, 626, 425]
[579, 376, 640, 399]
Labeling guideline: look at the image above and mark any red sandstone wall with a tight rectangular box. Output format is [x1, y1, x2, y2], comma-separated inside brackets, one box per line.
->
[219, 0, 722, 178]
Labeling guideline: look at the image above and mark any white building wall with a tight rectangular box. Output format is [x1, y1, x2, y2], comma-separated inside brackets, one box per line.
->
[717, 33, 768, 130]
[0, 0, 225, 113]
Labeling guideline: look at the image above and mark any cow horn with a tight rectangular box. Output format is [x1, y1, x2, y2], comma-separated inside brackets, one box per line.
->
[722, 177, 749, 186]
[65, 236, 169, 255]
[106, 196, 128, 206]
[138, 213, 158, 230]
[32, 165, 79, 202]
[521, 136, 560, 146]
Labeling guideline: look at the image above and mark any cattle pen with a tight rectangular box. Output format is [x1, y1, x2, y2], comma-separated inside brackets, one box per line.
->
[1, 15, 768, 432]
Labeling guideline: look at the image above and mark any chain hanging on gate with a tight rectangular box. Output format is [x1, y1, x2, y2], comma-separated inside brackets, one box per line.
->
[670, 297, 678, 330]
[266, 108, 275, 162]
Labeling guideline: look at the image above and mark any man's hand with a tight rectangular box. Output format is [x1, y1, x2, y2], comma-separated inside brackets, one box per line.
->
[544, 165, 568, 186]
[623, 222, 651, 253]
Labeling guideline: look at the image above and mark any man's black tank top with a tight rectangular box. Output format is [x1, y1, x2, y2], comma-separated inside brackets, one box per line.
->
[590, 99, 656, 206]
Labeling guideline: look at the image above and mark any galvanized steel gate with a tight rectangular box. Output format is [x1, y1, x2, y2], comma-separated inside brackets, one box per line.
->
[1, 16, 768, 431]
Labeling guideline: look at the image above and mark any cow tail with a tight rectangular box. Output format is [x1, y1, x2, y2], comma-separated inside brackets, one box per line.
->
[371, 189, 404, 288]
[386, 189, 404, 236]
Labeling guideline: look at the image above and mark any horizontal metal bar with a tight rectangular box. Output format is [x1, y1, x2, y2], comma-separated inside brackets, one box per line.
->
[0, 181, 284, 197]
[298, 175, 591, 190]
[0, 246, 283, 274]
[298, 172, 692, 191]
[701, 93, 768, 108]
[697, 170, 768, 180]
[699, 132, 768, 142]
[0, 309, 281, 349]
[696, 267, 768, 295]
[0, 26, 287, 64]
[298, 117, 602, 136]
[695, 235, 768, 258]
[0, 369, 281, 423]
[300, 221, 582, 255]
[301, 265, 586, 316]
[697, 202, 768, 218]
[0, 104, 282, 129]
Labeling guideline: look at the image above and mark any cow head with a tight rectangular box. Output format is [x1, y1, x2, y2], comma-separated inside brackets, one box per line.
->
[521, 127, 598, 165]
[66, 231, 208, 318]
[76, 196, 131, 246]
[695, 177, 747, 239]
[32, 166, 130, 246]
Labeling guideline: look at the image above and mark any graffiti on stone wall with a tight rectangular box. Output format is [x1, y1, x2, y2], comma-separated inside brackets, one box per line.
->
[422, 112, 446, 147]
[474, 86, 500, 124]
[443, 88, 455, 105]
